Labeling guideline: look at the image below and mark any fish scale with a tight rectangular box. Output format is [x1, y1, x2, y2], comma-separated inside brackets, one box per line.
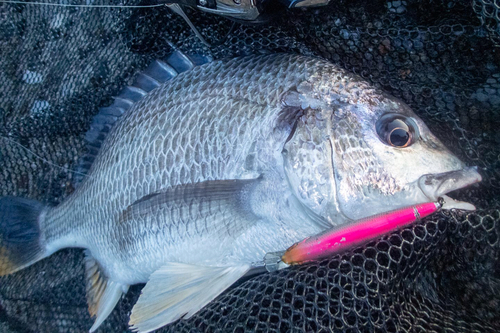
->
[0, 53, 482, 333]
[43, 55, 311, 258]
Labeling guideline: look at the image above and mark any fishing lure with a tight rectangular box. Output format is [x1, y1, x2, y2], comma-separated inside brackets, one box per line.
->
[265, 199, 443, 271]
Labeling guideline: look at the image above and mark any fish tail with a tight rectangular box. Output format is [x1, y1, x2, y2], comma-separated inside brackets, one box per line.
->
[0, 196, 48, 276]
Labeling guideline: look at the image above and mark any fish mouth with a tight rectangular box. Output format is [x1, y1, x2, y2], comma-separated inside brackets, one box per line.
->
[418, 167, 482, 211]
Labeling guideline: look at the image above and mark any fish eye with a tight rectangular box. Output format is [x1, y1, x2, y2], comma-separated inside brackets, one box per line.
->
[376, 114, 418, 148]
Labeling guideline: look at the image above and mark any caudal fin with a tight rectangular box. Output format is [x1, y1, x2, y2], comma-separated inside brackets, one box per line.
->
[0, 196, 47, 276]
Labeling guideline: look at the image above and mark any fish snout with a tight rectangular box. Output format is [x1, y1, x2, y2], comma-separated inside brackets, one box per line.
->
[417, 166, 482, 210]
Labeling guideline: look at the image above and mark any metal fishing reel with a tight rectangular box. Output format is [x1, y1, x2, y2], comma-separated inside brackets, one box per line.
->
[159, 0, 329, 47]
[162, 0, 330, 22]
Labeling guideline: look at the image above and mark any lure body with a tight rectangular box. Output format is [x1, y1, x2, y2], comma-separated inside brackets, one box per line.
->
[281, 201, 441, 265]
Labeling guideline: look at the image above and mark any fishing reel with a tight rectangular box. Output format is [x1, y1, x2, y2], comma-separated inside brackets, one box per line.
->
[161, 0, 330, 22]
[158, 0, 329, 46]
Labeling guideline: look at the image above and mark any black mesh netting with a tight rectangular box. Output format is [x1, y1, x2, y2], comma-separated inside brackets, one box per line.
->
[0, 0, 499, 332]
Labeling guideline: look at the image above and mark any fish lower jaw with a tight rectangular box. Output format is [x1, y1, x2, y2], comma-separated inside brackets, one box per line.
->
[417, 166, 482, 211]
[439, 194, 476, 211]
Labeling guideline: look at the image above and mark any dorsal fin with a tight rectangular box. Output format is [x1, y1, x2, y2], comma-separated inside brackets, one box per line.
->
[74, 51, 213, 185]
[84, 250, 129, 332]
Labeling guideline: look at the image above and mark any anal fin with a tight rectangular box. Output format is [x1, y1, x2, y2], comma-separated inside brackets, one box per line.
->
[84, 251, 129, 332]
[129, 262, 250, 333]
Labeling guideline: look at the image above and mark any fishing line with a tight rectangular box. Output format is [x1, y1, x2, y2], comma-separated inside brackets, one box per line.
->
[0, 135, 93, 179]
[0, 0, 164, 8]
[0, 0, 215, 47]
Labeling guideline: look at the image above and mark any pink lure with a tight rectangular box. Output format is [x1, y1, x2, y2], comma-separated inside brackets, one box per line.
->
[282, 201, 441, 265]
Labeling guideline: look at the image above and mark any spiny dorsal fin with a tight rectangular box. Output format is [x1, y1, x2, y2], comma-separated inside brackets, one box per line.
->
[84, 250, 129, 332]
[74, 51, 213, 185]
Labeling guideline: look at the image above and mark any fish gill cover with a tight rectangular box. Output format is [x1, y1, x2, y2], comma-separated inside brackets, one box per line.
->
[0, 0, 499, 332]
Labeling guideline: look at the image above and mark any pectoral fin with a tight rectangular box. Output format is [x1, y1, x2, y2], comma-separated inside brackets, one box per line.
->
[129, 262, 250, 333]
[120, 178, 262, 239]
[84, 251, 129, 332]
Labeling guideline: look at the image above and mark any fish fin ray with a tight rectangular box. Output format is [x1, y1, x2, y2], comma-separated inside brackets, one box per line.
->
[74, 51, 213, 185]
[85, 251, 128, 332]
[0, 196, 47, 276]
[120, 178, 262, 238]
[129, 263, 250, 333]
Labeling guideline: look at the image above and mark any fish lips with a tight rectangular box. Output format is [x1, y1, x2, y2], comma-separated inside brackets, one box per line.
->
[418, 166, 482, 211]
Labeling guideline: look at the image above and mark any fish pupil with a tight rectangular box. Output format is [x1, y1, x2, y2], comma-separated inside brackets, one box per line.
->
[376, 114, 417, 148]
[389, 128, 410, 147]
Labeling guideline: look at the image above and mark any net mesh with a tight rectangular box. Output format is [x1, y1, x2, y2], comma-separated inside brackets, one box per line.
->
[0, 0, 499, 332]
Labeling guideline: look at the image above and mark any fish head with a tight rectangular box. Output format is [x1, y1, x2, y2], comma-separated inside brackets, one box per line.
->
[282, 75, 481, 225]
[327, 98, 482, 221]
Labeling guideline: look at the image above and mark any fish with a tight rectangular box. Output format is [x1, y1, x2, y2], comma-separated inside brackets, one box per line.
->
[0, 53, 482, 333]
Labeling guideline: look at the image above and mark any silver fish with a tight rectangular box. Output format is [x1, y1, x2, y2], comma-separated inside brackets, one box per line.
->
[0, 54, 481, 333]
